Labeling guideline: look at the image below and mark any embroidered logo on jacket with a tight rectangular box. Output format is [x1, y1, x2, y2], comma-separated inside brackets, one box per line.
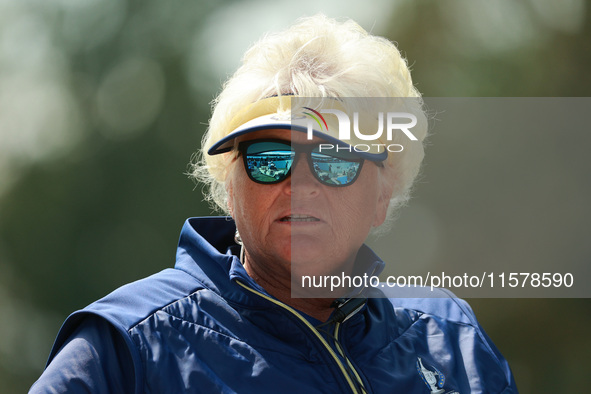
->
[416, 357, 450, 393]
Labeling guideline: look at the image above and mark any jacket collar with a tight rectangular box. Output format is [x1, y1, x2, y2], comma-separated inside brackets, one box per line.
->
[175, 217, 385, 308]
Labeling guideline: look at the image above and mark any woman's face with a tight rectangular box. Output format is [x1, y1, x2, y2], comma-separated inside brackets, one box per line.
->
[227, 129, 391, 292]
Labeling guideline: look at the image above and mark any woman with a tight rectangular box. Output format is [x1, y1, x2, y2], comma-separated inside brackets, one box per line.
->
[31, 15, 517, 393]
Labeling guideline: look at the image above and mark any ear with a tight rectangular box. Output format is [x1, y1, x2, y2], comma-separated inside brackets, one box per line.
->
[225, 174, 235, 217]
[372, 174, 394, 228]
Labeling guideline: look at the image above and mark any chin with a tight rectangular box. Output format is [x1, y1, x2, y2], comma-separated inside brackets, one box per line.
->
[290, 252, 342, 276]
[290, 233, 328, 249]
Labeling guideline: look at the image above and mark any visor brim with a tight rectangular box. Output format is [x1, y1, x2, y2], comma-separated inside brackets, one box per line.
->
[207, 115, 387, 162]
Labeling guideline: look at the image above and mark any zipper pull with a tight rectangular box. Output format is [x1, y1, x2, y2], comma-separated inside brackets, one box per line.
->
[330, 298, 367, 324]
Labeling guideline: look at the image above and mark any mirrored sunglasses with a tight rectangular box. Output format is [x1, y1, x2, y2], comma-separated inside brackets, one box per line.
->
[237, 139, 370, 187]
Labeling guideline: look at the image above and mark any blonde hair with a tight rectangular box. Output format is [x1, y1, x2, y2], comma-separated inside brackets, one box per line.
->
[190, 14, 427, 226]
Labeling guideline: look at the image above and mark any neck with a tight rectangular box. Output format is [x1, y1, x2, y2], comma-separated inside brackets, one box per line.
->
[242, 250, 338, 322]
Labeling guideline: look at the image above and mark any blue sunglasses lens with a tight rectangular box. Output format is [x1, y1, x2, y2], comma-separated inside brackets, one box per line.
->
[310, 149, 362, 186]
[245, 141, 294, 183]
[243, 141, 363, 186]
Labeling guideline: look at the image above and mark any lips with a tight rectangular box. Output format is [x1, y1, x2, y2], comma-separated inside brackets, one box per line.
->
[279, 214, 321, 222]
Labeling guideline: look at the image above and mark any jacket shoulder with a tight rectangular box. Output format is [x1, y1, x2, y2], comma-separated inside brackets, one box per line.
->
[48, 268, 204, 363]
[384, 286, 478, 325]
[385, 287, 518, 392]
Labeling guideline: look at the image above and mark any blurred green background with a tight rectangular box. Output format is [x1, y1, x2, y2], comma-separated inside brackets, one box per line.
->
[1, 0, 589, 392]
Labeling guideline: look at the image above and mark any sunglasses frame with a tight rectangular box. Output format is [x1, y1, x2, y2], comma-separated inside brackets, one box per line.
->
[237, 138, 368, 187]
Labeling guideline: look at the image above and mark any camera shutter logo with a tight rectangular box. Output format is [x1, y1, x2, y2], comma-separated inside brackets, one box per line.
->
[303, 107, 328, 131]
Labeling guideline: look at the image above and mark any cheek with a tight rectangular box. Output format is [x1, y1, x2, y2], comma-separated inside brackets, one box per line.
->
[227, 170, 263, 229]
[328, 188, 376, 238]
[339, 169, 387, 229]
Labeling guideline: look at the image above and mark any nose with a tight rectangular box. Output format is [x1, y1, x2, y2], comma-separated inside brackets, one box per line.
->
[284, 154, 320, 198]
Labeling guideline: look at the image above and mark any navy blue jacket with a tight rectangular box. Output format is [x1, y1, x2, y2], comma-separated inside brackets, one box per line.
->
[30, 217, 517, 393]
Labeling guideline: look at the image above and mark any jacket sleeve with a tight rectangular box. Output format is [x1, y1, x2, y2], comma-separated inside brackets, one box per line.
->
[29, 315, 135, 394]
[452, 297, 519, 393]
[391, 293, 519, 393]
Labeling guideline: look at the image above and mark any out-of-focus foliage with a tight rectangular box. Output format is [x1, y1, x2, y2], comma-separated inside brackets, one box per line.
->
[0, 0, 589, 392]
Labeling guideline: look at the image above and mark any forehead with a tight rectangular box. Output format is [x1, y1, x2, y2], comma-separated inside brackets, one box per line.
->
[235, 128, 325, 145]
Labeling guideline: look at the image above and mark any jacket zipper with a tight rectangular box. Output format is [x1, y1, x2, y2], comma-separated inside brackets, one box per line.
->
[235, 280, 365, 394]
[334, 323, 367, 393]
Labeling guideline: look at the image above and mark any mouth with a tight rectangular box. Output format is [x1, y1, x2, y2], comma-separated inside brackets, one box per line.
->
[279, 214, 321, 222]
